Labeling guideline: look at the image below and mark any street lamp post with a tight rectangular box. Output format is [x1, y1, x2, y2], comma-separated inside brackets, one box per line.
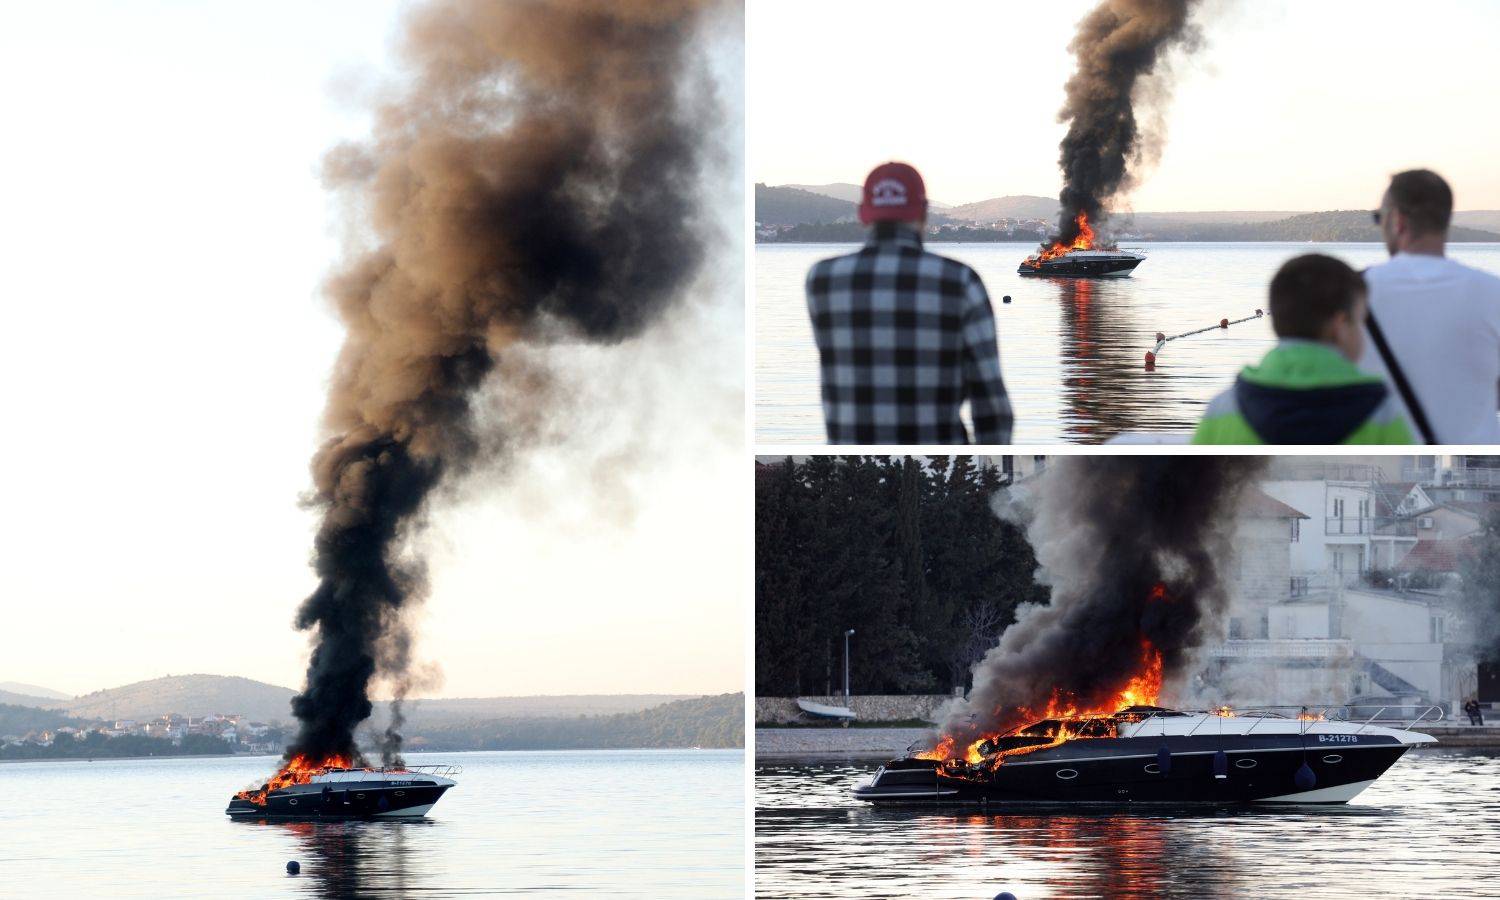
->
[843, 629, 855, 701]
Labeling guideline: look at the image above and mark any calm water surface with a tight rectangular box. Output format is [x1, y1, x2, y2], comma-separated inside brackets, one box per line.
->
[2, 749, 743, 898]
[755, 749, 1500, 899]
[755, 242, 1500, 444]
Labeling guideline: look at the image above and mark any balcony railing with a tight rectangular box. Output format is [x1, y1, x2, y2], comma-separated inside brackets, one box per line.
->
[1402, 463, 1500, 488]
[1324, 516, 1416, 536]
[1208, 639, 1353, 659]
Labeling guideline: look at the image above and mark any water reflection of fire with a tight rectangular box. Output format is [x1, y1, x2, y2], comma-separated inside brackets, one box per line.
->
[918, 583, 1169, 769]
[234, 753, 355, 806]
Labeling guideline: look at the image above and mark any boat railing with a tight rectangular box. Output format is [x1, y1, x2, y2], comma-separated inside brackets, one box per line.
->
[1345, 705, 1445, 734]
[318, 764, 463, 781]
[387, 764, 464, 777]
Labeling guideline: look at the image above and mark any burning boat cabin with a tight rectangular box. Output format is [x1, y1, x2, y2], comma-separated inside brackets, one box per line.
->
[854, 706, 1436, 806]
[226, 765, 460, 820]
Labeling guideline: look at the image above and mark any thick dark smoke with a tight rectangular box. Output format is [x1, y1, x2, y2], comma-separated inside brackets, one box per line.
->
[1051, 0, 1204, 247]
[943, 457, 1264, 741]
[287, 0, 724, 767]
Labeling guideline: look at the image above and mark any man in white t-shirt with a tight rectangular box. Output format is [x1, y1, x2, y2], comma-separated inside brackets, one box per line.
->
[1359, 169, 1500, 443]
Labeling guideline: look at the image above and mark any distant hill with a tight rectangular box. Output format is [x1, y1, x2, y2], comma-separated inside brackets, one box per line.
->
[402, 692, 745, 751]
[755, 184, 857, 225]
[760, 209, 1500, 243]
[1126, 210, 1301, 225]
[787, 182, 952, 209]
[385, 694, 691, 729]
[13, 673, 696, 730]
[944, 195, 1059, 222]
[0, 689, 63, 709]
[0, 681, 70, 700]
[0, 702, 90, 738]
[784, 182, 864, 204]
[1455, 211, 1500, 233]
[65, 675, 298, 723]
[0, 677, 737, 751]
[1136, 210, 1500, 242]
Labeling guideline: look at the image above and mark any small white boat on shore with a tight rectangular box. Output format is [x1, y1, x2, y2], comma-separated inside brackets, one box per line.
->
[798, 699, 857, 720]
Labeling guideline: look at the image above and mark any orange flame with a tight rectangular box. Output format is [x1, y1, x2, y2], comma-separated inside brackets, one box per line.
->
[920, 582, 1169, 767]
[1024, 211, 1098, 266]
[234, 753, 355, 806]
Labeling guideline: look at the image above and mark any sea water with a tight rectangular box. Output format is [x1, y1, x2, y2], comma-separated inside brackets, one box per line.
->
[756, 242, 1500, 444]
[0, 749, 743, 898]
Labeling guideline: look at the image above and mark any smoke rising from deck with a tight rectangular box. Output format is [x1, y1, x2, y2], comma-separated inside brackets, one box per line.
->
[943, 456, 1265, 741]
[287, 0, 724, 767]
[1051, 0, 1205, 247]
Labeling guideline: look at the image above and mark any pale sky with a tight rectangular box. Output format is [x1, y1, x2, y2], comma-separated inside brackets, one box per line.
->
[750, 0, 1500, 210]
[0, 2, 744, 699]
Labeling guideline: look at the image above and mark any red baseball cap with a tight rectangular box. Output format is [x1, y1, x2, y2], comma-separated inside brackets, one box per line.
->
[858, 161, 927, 224]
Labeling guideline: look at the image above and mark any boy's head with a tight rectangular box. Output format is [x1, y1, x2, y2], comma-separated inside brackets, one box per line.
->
[1269, 254, 1367, 361]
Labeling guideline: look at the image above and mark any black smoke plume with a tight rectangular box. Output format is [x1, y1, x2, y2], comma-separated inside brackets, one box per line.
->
[286, 0, 725, 767]
[1051, 0, 1204, 248]
[943, 456, 1264, 742]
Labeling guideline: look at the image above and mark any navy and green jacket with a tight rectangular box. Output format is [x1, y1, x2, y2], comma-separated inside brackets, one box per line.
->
[1192, 340, 1414, 445]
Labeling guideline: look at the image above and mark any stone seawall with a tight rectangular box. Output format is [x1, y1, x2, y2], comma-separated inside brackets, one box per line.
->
[1420, 725, 1500, 747]
[755, 695, 955, 725]
[755, 727, 934, 760]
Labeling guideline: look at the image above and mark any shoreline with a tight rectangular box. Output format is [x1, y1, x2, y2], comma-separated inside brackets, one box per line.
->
[0, 752, 248, 764]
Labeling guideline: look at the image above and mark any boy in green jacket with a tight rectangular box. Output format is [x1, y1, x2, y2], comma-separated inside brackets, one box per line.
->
[1193, 254, 1414, 444]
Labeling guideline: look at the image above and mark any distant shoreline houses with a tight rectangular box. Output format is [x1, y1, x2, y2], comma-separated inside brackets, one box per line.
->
[3, 712, 282, 754]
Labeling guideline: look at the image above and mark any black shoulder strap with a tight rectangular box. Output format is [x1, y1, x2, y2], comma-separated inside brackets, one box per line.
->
[1366, 309, 1436, 445]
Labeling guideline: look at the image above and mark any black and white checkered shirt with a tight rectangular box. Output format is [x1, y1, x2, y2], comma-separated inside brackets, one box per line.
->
[806, 227, 1014, 444]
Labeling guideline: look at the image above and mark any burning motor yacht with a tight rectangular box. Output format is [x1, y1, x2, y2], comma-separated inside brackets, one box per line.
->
[226, 756, 461, 820]
[854, 705, 1438, 806]
[1018, 212, 1144, 278]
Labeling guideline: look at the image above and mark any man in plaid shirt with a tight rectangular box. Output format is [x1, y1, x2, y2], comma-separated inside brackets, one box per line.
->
[806, 162, 1014, 444]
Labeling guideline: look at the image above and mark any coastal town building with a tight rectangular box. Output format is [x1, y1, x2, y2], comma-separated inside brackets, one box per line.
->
[1205, 462, 1489, 718]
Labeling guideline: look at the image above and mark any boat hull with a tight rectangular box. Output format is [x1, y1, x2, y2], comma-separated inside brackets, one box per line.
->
[226, 780, 453, 820]
[854, 733, 1411, 807]
[1017, 256, 1143, 278]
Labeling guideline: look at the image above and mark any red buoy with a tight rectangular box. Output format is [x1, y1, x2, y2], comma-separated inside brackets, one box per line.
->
[1219, 318, 1229, 328]
[1144, 351, 1156, 368]
[1155, 332, 1165, 343]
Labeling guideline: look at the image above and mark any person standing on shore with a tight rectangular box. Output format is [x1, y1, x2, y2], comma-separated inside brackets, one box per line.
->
[1360, 169, 1500, 443]
[805, 162, 1013, 444]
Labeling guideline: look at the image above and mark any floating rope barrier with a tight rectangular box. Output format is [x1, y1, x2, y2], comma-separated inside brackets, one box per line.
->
[1144, 309, 1264, 369]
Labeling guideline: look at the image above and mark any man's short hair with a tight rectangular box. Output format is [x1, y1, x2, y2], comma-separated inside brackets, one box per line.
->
[1269, 254, 1366, 340]
[1387, 169, 1453, 235]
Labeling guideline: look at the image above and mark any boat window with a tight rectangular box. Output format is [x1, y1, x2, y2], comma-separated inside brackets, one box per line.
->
[1020, 719, 1062, 736]
[1055, 769, 1079, 780]
[288, 799, 298, 805]
[1235, 759, 1257, 769]
[1322, 755, 1343, 764]
[1143, 763, 1161, 774]
[395, 790, 406, 796]
[356, 794, 365, 799]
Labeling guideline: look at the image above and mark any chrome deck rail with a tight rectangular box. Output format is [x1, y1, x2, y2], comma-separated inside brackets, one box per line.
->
[317, 764, 464, 780]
